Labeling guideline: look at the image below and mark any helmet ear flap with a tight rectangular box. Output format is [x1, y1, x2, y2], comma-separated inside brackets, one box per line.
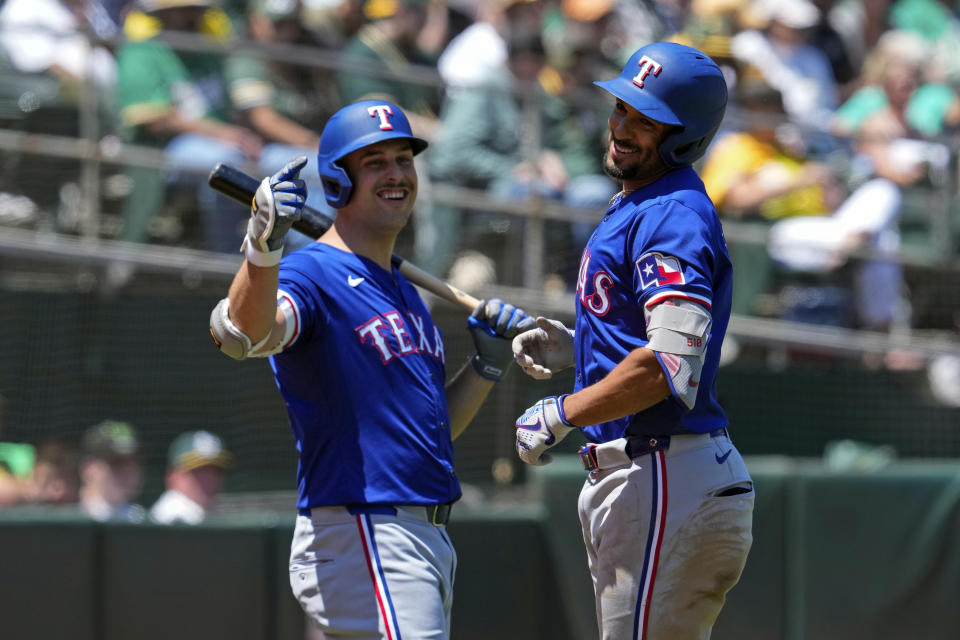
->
[658, 121, 722, 168]
[319, 161, 352, 209]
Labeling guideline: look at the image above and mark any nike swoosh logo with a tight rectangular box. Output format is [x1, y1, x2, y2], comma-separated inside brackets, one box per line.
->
[347, 275, 364, 287]
[688, 377, 700, 387]
[715, 449, 733, 464]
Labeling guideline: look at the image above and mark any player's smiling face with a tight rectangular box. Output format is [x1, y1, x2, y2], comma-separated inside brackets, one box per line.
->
[603, 99, 673, 191]
[342, 139, 418, 228]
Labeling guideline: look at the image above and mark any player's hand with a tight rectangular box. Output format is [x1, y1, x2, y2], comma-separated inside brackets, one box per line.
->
[242, 156, 308, 266]
[468, 298, 536, 381]
[512, 316, 575, 380]
[515, 395, 575, 466]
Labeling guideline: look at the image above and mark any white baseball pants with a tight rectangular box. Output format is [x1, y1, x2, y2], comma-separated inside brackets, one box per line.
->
[290, 506, 457, 639]
[578, 431, 755, 640]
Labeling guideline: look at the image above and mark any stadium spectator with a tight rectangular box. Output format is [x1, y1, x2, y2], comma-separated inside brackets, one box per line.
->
[78, 420, 146, 523]
[429, 26, 616, 284]
[703, 76, 909, 331]
[0, 441, 33, 507]
[730, 0, 838, 137]
[807, 0, 860, 101]
[225, 0, 338, 250]
[301, 0, 366, 50]
[824, 29, 960, 330]
[114, 0, 263, 253]
[831, 30, 960, 153]
[0, 397, 33, 507]
[150, 430, 232, 525]
[436, 0, 544, 89]
[703, 78, 845, 224]
[0, 0, 122, 231]
[0, 0, 117, 93]
[21, 437, 80, 506]
[227, 0, 331, 151]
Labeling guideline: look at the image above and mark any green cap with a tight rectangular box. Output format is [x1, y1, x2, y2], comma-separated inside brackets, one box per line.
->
[83, 420, 139, 458]
[167, 431, 233, 471]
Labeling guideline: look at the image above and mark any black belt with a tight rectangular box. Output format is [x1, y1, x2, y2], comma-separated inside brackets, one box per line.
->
[624, 427, 728, 458]
[299, 503, 453, 526]
[425, 503, 452, 526]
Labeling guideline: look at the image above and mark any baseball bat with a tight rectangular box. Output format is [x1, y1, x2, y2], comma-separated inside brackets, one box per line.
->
[207, 163, 481, 313]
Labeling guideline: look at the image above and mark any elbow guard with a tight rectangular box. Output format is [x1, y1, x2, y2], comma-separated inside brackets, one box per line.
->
[209, 298, 257, 360]
[645, 300, 712, 410]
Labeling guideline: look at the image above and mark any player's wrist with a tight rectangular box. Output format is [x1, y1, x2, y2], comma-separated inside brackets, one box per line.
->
[555, 393, 576, 428]
[242, 237, 283, 267]
[471, 352, 505, 381]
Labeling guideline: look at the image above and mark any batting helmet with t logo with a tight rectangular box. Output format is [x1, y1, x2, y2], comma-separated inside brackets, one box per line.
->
[316, 99, 429, 208]
[594, 42, 727, 168]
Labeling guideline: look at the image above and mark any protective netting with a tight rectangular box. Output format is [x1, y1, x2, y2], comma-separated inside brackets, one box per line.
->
[1, 243, 959, 510]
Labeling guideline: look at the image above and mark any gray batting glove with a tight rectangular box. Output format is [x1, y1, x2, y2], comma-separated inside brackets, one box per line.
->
[515, 395, 575, 466]
[512, 316, 575, 380]
[242, 156, 308, 267]
[468, 298, 537, 381]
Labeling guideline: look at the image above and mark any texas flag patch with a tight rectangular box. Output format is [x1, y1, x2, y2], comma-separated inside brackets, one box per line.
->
[636, 252, 685, 290]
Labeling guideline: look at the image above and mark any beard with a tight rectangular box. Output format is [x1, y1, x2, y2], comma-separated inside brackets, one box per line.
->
[603, 149, 649, 182]
[602, 151, 629, 181]
[602, 131, 671, 185]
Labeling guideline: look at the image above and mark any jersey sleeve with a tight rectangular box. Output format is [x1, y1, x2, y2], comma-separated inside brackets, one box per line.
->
[628, 198, 718, 312]
[277, 257, 329, 350]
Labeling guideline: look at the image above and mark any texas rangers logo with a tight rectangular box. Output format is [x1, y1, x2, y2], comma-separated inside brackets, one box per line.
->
[355, 310, 444, 364]
[632, 55, 662, 88]
[368, 104, 395, 130]
[576, 249, 614, 316]
[636, 252, 685, 290]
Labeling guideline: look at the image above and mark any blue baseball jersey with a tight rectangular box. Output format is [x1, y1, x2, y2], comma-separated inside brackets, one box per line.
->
[271, 243, 460, 510]
[573, 167, 732, 443]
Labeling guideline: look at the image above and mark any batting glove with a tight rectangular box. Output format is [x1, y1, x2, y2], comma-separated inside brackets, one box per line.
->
[515, 395, 575, 466]
[512, 316, 575, 380]
[242, 156, 308, 267]
[468, 298, 536, 381]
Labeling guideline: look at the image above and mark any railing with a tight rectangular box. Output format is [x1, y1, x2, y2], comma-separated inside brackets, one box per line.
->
[1, 23, 959, 361]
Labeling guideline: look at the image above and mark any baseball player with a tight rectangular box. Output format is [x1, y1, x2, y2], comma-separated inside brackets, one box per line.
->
[209, 99, 533, 639]
[511, 43, 755, 639]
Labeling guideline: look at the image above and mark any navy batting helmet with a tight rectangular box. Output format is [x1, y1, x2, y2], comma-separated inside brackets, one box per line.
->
[595, 42, 727, 168]
[316, 99, 428, 208]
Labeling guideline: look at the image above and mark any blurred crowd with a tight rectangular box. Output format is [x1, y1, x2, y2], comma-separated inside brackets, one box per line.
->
[0, 0, 957, 519]
[0, 415, 234, 524]
[0, 0, 960, 354]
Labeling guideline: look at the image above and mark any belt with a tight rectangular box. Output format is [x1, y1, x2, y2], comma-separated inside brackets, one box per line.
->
[579, 427, 729, 472]
[424, 503, 453, 526]
[298, 502, 453, 526]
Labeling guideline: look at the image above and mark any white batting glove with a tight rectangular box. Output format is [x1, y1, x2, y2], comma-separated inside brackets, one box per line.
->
[515, 395, 575, 466]
[241, 156, 308, 267]
[512, 316, 575, 380]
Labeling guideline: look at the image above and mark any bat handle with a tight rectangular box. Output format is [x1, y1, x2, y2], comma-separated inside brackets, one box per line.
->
[391, 255, 480, 312]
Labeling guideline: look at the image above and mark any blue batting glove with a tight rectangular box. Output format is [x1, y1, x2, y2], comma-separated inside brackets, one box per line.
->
[468, 298, 536, 381]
